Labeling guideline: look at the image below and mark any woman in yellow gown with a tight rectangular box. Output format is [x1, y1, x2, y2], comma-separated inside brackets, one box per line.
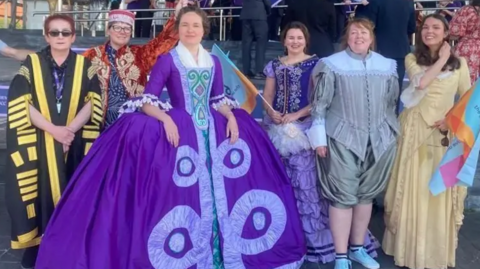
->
[382, 14, 471, 269]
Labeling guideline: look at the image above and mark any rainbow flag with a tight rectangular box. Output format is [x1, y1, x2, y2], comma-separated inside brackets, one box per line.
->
[429, 82, 480, 195]
[211, 44, 258, 114]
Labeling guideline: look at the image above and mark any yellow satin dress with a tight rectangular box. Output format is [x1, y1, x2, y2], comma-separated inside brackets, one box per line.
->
[382, 53, 472, 269]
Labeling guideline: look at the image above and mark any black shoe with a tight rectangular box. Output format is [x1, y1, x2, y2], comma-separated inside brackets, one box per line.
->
[21, 246, 39, 269]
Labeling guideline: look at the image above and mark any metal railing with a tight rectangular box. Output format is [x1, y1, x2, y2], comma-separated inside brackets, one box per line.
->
[29, 0, 466, 39]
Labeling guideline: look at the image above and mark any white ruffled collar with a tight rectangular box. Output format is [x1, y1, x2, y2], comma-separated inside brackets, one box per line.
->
[175, 41, 213, 68]
[322, 49, 397, 77]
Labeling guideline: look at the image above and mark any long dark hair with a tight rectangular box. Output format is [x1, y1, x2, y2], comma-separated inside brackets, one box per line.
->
[414, 14, 460, 71]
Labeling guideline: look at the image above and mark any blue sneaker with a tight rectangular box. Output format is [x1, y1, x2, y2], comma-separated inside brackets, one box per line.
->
[334, 259, 352, 269]
[349, 248, 380, 269]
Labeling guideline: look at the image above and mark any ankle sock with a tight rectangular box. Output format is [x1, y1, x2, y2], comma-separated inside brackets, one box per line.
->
[349, 244, 363, 252]
[335, 253, 348, 260]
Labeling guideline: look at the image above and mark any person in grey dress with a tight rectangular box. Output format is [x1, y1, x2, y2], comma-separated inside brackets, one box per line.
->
[307, 18, 399, 269]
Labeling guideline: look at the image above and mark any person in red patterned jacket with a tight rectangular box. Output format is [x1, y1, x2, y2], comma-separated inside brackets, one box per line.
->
[8, 1, 190, 127]
[84, 0, 189, 127]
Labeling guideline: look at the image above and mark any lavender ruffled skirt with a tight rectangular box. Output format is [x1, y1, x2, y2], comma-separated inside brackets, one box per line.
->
[265, 118, 380, 263]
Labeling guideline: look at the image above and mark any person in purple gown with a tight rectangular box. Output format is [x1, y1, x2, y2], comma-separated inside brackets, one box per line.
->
[35, 5, 306, 269]
[262, 21, 380, 265]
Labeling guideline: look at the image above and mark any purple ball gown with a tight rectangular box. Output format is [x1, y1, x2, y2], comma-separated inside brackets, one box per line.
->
[35, 49, 306, 269]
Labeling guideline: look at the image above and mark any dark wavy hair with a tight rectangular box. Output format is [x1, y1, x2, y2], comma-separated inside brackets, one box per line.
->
[280, 21, 310, 53]
[175, 5, 210, 36]
[414, 14, 460, 71]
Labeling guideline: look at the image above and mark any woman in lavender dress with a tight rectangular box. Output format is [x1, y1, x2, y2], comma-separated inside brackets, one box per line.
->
[35, 6, 306, 269]
[263, 21, 381, 265]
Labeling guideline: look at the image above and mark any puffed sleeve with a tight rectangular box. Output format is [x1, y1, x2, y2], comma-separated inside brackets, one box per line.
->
[388, 73, 400, 115]
[306, 60, 335, 149]
[405, 53, 424, 82]
[457, 57, 472, 97]
[400, 53, 427, 108]
[263, 60, 275, 78]
[119, 54, 172, 115]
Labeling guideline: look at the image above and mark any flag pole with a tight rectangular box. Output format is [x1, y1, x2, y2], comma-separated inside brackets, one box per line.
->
[257, 93, 275, 112]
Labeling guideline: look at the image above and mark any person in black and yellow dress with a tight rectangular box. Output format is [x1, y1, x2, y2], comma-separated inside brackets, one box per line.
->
[5, 14, 103, 269]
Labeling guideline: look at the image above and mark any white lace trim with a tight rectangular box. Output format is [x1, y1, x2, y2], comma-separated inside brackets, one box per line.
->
[210, 93, 227, 101]
[211, 96, 240, 110]
[118, 93, 172, 116]
[401, 70, 453, 108]
[322, 50, 397, 77]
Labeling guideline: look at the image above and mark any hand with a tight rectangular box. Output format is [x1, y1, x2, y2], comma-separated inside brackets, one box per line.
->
[281, 112, 300, 124]
[316, 146, 328, 158]
[175, 0, 192, 16]
[63, 144, 70, 153]
[163, 115, 180, 147]
[51, 126, 75, 146]
[267, 108, 282, 124]
[175, 0, 185, 17]
[226, 113, 239, 144]
[432, 119, 448, 132]
[439, 41, 451, 61]
[361, 0, 369, 5]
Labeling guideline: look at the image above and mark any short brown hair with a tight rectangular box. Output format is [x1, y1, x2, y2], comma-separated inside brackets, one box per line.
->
[175, 6, 210, 36]
[44, 14, 75, 35]
[280, 21, 310, 53]
[340, 18, 376, 51]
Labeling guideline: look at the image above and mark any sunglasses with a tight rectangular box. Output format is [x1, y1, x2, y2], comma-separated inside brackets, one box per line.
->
[48, 31, 73, 37]
[440, 130, 449, 147]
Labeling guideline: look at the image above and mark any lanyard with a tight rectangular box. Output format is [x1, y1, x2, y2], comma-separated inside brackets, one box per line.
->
[53, 68, 65, 102]
[53, 68, 65, 113]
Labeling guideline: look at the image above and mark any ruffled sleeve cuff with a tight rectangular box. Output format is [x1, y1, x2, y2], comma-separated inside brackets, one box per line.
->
[263, 61, 275, 78]
[306, 118, 327, 149]
[210, 94, 240, 110]
[119, 93, 172, 116]
[400, 71, 427, 108]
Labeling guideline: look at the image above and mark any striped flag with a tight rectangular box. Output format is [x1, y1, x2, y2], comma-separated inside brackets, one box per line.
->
[211, 44, 259, 114]
[429, 82, 480, 195]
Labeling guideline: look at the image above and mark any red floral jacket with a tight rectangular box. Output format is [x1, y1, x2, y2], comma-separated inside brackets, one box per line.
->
[83, 16, 178, 113]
